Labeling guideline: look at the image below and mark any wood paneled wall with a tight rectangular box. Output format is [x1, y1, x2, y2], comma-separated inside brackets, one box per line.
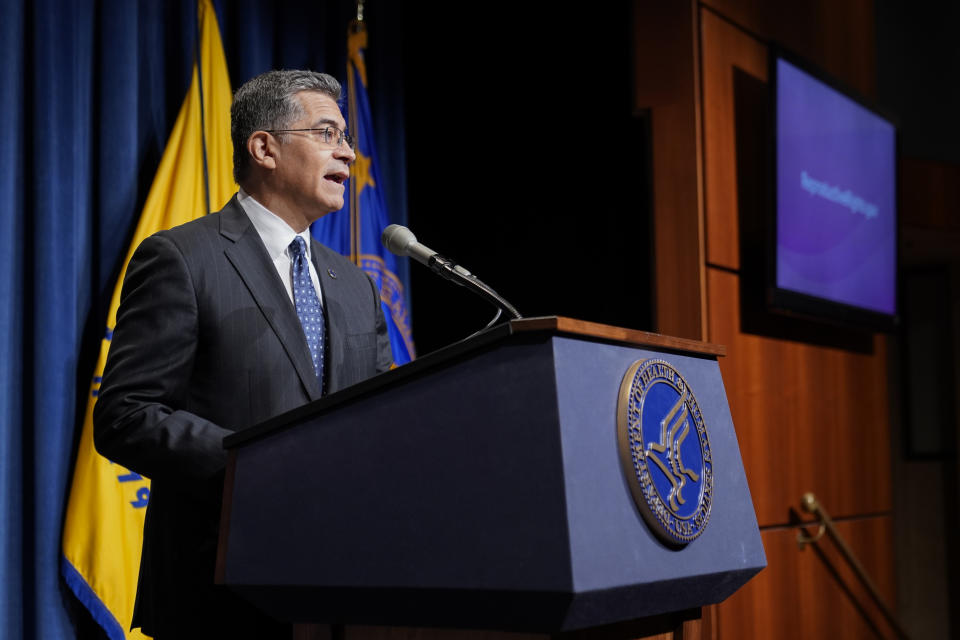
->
[634, 1, 707, 342]
[640, 0, 898, 637]
[716, 519, 896, 638]
[708, 269, 892, 523]
[697, 5, 893, 522]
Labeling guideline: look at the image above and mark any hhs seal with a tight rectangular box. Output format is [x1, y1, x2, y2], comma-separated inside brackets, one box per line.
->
[617, 359, 713, 546]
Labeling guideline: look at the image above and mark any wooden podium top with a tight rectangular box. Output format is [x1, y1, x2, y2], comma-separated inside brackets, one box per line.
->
[510, 316, 726, 357]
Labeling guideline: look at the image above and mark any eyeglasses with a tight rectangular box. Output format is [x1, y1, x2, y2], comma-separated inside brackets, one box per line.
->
[264, 126, 355, 149]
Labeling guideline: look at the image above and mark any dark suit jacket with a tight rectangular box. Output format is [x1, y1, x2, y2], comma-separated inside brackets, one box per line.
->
[94, 195, 393, 637]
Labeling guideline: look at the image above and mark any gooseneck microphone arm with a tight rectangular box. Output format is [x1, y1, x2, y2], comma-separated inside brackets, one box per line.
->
[382, 224, 523, 320]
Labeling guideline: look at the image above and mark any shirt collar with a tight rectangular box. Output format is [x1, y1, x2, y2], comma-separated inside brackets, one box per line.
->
[237, 187, 312, 261]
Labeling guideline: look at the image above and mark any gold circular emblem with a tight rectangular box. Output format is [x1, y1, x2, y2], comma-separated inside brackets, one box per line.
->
[617, 359, 713, 545]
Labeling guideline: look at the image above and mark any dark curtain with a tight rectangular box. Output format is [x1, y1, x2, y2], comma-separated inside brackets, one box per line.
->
[0, 1, 405, 638]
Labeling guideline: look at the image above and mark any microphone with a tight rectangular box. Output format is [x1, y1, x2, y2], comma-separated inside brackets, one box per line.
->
[381, 224, 522, 319]
[381, 224, 471, 278]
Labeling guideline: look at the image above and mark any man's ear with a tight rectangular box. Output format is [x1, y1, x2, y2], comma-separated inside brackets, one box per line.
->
[247, 131, 278, 170]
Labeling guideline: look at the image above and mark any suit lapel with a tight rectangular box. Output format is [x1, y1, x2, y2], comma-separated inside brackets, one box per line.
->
[218, 198, 323, 401]
[311, 242, 349, 393]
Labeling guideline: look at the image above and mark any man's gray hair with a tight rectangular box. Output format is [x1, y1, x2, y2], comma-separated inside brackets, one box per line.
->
[231, 69, 342, 183]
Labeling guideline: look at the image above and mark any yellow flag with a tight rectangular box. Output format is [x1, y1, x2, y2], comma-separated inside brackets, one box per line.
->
[61, 1, 235, 637]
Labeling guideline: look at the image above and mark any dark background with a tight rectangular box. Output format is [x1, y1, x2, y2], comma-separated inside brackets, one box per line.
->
[398, 4, 653, 354]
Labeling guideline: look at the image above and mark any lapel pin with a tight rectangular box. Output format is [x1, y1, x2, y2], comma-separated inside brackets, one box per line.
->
[327, 268, 338, 279]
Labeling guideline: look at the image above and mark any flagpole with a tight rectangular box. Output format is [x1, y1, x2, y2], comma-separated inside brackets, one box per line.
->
[196, 0, 211, 214]
[347, 3, 365, 264]
[340, 1, 416, 362]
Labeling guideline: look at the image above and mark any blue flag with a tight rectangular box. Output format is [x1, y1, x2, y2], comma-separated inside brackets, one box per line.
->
[312, 20, 413, 364]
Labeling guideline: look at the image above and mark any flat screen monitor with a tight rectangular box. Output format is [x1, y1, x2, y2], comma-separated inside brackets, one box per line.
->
[769, 51, 898, 330]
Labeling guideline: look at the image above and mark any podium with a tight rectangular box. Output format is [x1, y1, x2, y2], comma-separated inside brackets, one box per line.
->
[216, 317, 766, 633]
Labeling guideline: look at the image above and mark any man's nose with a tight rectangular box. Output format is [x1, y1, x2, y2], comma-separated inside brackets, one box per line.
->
[335, 142, 356, 163]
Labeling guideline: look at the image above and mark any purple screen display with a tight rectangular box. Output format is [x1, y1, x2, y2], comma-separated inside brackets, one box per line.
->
[776, 58, 896, 315]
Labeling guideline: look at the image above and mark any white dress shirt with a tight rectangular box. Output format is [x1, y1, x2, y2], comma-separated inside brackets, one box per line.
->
[237, 188, 323, 307]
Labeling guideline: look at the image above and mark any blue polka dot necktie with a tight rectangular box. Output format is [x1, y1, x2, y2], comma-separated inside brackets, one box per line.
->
[289, 236, 325, 390]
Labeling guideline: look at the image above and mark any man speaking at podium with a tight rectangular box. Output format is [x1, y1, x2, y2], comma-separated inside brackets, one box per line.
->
[94, 70, 393, 639]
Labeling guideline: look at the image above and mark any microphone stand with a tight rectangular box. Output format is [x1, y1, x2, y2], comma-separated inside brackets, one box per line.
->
[426, 254, 523, 320]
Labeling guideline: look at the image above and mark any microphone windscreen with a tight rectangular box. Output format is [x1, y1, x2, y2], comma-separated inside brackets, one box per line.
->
[382, 224, 417, 257]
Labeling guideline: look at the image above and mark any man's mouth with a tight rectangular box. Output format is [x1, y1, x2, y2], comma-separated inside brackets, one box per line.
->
[325, 171, 349, 185]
